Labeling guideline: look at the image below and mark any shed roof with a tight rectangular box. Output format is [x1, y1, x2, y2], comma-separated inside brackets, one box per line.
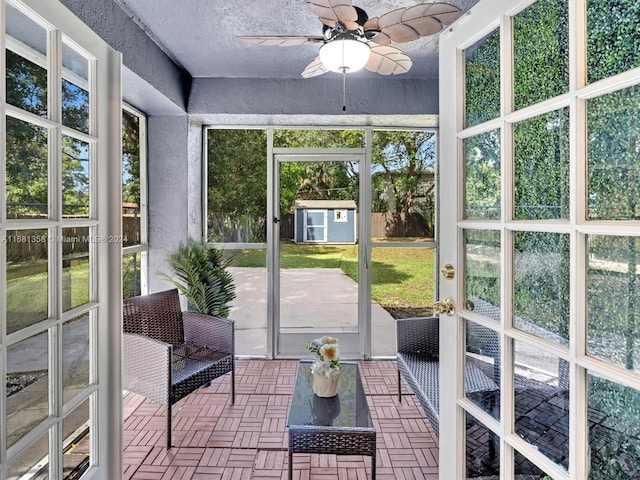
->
[294, 200, 357, 209]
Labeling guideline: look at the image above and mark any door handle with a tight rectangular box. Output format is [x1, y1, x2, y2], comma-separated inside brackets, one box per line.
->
[433, 298, 455, 316]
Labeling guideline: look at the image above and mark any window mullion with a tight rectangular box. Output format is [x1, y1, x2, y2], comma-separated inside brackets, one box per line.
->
[137, 110, 148, 247]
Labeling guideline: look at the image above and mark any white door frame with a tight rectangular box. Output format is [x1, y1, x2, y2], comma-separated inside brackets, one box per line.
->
[268, 147, 371, 360]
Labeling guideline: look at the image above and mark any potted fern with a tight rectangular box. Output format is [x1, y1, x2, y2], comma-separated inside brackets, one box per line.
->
[163, 240, 236, 317]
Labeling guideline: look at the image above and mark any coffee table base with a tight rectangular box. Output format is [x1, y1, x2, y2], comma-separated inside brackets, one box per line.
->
[288, 426, 376, 480]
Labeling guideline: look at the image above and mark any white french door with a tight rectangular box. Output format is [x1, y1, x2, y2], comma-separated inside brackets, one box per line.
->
[439, 0, 640, 478]
[1, 1, 122, 479]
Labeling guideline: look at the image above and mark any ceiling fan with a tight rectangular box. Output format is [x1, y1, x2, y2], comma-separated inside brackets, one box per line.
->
[237, 0, 462, 79]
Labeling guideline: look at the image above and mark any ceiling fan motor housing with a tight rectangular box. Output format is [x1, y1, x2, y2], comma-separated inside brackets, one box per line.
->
[322, 6, 373, 41]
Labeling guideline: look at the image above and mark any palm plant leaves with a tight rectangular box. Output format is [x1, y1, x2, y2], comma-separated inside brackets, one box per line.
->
[162, 240, 236, 317]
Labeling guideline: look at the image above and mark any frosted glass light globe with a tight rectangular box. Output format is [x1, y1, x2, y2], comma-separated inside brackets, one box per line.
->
[319, 38, 370, 73]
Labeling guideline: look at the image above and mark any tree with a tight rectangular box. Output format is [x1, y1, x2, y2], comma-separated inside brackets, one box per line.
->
[61, 136, 90, 216]
[5, 50, 48, 218]
[6, 49, 47, 116]
[122, 109, 141, 205]
[61, 79, 89, 134]
[371, 131, 436, 215]
[207, 129, 268, 242]
[6, 48, 90, 219]
[272, 128, 364, 149]
[5, 117, 49, 218]
[274, 129, 362, 214]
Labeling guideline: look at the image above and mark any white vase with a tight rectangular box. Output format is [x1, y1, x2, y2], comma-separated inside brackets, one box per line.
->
[311, 363, 340, 398]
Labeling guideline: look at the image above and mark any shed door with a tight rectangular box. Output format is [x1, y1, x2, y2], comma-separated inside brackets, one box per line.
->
[304, 209, 327, 243]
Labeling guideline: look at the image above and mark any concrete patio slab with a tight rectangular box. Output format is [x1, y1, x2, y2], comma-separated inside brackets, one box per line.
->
[228, 267, 397, 358]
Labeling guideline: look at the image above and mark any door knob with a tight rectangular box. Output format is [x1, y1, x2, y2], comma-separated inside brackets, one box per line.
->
[433, 298, 455, 316]
[440, 264, 455, 279]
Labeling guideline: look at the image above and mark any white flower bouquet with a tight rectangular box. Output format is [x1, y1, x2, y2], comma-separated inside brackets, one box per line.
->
[305, 336, 341, 377]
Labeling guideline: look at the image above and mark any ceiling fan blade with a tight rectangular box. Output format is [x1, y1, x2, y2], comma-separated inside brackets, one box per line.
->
[302, 56, 329, 78]
[363, 17, 379, 31]
[362, 17, 391, 45]
[375, 3, 461, 43]
[379, 9, 419, 43]
[306, 0, 359, 30]
[237, 36, 324, 47]
[402, 3, 461, 35]
[421, 3, 462, 24]
[365, 44, 412, 75]
[363, 17, 390, 44]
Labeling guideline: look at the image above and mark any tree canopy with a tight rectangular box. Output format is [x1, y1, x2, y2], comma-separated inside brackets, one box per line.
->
[206, 128, 437, 242]
[6, 47, 91, 219]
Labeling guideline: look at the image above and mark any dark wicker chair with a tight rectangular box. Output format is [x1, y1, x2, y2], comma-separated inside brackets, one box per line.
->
[122, 289, 235, 448]
[396, 317, 498, 436]
[396, 317, 441, 434]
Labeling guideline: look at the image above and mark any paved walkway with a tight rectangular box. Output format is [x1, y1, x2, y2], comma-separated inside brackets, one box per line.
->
[229, 267, 398, 358]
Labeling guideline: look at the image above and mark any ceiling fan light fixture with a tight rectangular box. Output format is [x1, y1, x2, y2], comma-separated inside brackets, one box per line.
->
[319, 37, 370, 73]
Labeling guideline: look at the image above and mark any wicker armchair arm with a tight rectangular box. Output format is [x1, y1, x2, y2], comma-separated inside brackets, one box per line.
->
[396, 317, 439, 357]
[183, 311, 234, 356]
[123, 333, 171, 406]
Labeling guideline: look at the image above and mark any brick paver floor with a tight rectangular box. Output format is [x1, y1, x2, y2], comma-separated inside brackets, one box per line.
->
[123, 359, 439, 479]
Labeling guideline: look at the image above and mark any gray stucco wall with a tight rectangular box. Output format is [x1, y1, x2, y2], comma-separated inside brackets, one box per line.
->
[187, 117, 203, 240]
[189, 77, 439, 116]
[59, 0, 188, 112]
[146, 115, 203, 292]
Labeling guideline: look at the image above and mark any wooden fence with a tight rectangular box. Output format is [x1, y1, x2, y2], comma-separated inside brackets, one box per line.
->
[371, 212, 433, 238]
[6, 214, 141, 262]
[8, 212, 429, 261]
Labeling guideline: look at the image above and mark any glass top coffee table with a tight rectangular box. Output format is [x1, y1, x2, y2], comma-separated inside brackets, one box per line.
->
[286, 360, 376, 479]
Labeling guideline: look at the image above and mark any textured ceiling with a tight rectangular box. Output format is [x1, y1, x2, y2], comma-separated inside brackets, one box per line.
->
[116, 0, 479, 80]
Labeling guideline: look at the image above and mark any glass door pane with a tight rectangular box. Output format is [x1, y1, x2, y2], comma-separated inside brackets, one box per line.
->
[5, 2, 48, 117]
[275, 151, 364, 358]
[5, 117, 49, 219]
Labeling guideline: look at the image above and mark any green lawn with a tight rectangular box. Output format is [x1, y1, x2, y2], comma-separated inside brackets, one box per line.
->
[228, 243, 435, 317]
[7, 260, 90, 333]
